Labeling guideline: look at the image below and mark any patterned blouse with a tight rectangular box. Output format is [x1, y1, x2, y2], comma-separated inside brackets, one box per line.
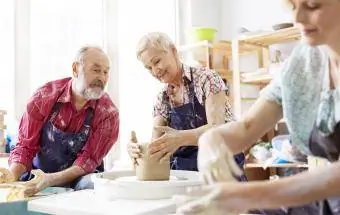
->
[260, 43, 339, 155]
[153, 64, 234, 123]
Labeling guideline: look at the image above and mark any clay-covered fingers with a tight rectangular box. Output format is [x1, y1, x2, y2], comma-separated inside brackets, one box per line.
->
[131, 131, 138, 143]
[0, 167, 15, 183]
[159, 152, 172, 164]
[127, 142, 141, 159]
[26, 169, 45, 185]
[128, 131, 141, 160]
[150, 148, 169, 163]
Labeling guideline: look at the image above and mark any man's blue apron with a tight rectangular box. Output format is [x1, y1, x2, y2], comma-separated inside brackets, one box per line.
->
[167, 68, 246, 181]
[20, 102, 104, 190]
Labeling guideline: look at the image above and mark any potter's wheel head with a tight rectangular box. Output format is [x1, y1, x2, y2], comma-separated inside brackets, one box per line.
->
[92, 170, 203, 200]
[115, 175, 182, 182]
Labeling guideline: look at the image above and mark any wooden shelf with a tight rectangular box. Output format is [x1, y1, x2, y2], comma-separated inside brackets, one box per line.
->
[178, 40, 233, 55]
[215, 69, 232, 78]
[238, 27, 301, 54]
[178, 40, 212, 52]
[278, 118, 286, 123]
[245, 162, 309, 169]
[242, 75, 272, 85]
[241, 98, 257, 101]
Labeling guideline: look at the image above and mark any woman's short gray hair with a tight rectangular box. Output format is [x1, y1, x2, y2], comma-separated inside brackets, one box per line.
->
[136, 32, 175, 59]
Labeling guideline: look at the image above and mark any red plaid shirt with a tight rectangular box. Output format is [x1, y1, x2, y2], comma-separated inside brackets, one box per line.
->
[9, 78, 119, 173]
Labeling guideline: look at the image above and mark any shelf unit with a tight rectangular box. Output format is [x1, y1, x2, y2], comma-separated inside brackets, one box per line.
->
[178, 40, 234, 100]
[231, 27, 301, 119]
[0, 110, 7, 152]
[231, 27, 304, 180]
[178, 27, 326, 181]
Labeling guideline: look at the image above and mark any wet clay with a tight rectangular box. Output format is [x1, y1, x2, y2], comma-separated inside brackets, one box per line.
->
[135, 142, 170, 181]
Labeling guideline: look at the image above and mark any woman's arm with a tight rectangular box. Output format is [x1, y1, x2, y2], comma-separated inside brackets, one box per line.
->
[178, 91, 226, 146]
[151, 116, 167, 140]
[211, 97, 283, 154]
[229, 161, 340, 210]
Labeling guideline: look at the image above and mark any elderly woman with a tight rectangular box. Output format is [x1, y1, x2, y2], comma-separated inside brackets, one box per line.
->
[176, 0, 340, 214]
[127, 32, 246, 176]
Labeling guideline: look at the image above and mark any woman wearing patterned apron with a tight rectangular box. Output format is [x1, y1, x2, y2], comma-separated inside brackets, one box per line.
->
[175, 0, 340, 214]
[127, 32, 246, 180]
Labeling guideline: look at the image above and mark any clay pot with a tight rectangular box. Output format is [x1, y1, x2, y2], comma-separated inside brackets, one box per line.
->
[135, 142, 170, 181]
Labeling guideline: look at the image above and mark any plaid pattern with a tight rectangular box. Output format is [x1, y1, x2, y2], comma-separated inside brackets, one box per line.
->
[153, 64, 234, 123]
[9, 78, 119, 173]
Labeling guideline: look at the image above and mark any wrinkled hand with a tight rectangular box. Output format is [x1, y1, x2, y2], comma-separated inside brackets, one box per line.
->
[197, 129, 243, 185]
[0, 168, 15, 183]
[127, 131, 141, 167]
[22, 169, 50, 197]
[174, 184, 246, 215]
[148, 126, 183, 163]
[6, 169, 50, 201]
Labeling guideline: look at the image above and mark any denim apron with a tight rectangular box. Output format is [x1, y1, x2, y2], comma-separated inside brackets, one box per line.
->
[21, 102, 104, 190]
[167, 68, 246, 180]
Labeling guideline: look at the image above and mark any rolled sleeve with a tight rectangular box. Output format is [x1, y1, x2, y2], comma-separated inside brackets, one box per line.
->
[152, 91, 169, 120]
[9, 91, 45, 170]
[74, 111, 119, 173]
[201, 69, 226, 98]
[260, 72, 283, 105]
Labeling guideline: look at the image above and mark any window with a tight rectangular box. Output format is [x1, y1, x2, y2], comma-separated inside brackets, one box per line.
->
[0, 1, 15, 121]
[30, 0, 104, 93]
[117, 0, 177, 161]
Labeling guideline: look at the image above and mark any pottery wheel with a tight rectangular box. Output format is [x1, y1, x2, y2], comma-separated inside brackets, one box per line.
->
[93, 170, 203, 200]
[115, 175, 185, 182]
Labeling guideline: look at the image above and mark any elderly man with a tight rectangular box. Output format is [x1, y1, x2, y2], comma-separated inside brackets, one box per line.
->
[4, 46, 119, 193]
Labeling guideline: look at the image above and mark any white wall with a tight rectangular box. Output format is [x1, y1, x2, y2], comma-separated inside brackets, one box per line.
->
[221, 0, 292, 39]
[178, 0, 222, 45]
[181, 0, 292, 41]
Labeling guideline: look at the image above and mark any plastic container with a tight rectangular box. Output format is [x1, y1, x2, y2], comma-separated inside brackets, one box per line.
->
[271, 134, 290, 151]
[189, 27, 217, 42]
[0, 187, 73, 215]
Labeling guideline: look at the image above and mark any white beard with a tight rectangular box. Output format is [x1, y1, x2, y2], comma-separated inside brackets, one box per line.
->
[74, 71, 105, 100]
[83, 87, 104, 100]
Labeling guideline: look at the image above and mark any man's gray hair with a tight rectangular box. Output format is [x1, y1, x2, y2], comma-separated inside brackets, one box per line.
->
[74, 45, 106, 65]
[136, 32, 175, 59]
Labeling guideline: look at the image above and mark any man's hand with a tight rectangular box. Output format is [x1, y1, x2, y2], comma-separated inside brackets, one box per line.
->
[127, 131, 141, 167]
[22, 169, 50, 197]
[0, 168, 15, 183]
[5, 169, 51, 201]
[148, 126, 184, 163]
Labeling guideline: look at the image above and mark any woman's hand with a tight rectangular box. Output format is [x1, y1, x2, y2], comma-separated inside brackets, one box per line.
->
[197, 129, 243, 184]
[174, 183, 250, 215]
[148, 126, 184, 163]
[127, 131, 141, 167]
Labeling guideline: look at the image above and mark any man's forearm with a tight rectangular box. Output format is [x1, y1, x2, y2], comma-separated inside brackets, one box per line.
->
[46, 165, 86, 187]
[9, 162, 27, 181]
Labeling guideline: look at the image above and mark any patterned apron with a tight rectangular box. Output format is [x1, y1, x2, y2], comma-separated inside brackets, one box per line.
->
[166, 67, 246, 181]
